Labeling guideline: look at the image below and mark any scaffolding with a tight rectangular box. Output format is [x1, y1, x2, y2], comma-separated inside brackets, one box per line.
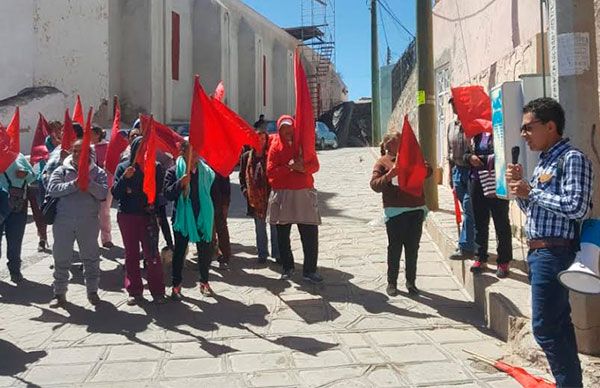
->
[286, 0, 336, 117]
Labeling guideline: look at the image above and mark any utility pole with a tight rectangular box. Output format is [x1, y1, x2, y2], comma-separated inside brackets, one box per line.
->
[416, 0, 438, 210]
[547, 0, 600, 355]
[370, 0, 381, 146]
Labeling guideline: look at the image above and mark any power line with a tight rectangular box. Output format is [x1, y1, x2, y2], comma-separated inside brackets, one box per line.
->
[379, 7, 391, 64]
[377, 0, 415, 39]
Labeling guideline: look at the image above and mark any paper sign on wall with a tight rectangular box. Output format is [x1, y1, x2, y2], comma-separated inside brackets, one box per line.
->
[557, 32, 590, 77]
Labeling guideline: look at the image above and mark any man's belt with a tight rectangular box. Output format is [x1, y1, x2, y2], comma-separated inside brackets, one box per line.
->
[527, 238, 574, 250]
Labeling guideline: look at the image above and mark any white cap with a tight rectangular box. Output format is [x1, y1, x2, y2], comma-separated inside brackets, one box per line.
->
[278, 118, 293, 128]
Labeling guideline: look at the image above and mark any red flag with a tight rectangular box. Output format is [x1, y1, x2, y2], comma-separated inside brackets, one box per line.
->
[61, 109, 77, 152]
[493, 361, 555, 388]
[294, 49, 317, 162]
[30, 113, 51, 165]
[212, 97, 260, 152]
[142, 117, 157, 204]
[78, 107, 93, 192]
[452, 188, 462, 224]
[214, 81, 225, 102]
[189, 75, 248, 176]
[396, 116, 428, 197]
[450, 86, 492, 138]
[154, 119, 184, 156]
[0, 128, 18, 173]
[6, 107, 20, 154]
[72, 95, 84, 126]
[104, 98, 128, 175]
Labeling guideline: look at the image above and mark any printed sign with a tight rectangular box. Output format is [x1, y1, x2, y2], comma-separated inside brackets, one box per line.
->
[490, 87, 509, 198]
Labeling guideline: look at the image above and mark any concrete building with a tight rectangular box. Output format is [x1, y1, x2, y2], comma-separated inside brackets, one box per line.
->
[389, 0, 600, 356]
[0, 0, 347, 154]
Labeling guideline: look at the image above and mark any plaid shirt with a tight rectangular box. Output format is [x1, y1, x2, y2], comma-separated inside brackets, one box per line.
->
[517, 138, 594, 240]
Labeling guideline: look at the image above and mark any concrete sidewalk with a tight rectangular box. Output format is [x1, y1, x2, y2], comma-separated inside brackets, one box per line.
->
[0, 148, 550, 387]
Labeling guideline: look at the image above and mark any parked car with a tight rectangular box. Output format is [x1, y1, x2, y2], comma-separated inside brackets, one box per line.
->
[315, 121, 338, 149]
[264, 120, 277, 135]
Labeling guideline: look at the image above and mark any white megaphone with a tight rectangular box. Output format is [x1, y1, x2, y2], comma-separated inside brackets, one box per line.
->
[558, 219, 600, 295]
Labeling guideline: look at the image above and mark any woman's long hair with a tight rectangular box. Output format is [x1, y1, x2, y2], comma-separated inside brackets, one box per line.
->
[380, 132, 399, 156]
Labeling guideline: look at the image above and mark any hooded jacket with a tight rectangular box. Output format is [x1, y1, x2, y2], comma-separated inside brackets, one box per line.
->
[266, 117, 319, 190]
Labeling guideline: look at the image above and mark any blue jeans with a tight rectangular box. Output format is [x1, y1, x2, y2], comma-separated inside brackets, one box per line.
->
[254, 217, 279, 259]
[452, 166, 475, 253]
[0, 210, 27, 275]
[528, 247, 582, 387]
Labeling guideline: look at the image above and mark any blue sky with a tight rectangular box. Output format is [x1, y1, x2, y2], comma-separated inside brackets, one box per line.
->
[242, 0, 415, 100]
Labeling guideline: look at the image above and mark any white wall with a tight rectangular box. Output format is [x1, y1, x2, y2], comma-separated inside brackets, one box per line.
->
[0, 0, 35, 100]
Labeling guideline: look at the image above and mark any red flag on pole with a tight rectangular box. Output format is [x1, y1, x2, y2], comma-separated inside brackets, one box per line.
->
[154, 119, 184, 157]
[6, 107, 20, 154]
[213, 81, 225, 102]
[210, 83, 260, 152]
[78, 107, 93, 192]
[450, 86, 492, 138]
[189, 75, 248, 176]
[294, 48, 317, 163]
[104, 98, 128, 175]
[452, 188, 463, 237]
[396, 115, 428, 197]
[30, 113, 51, 165]
[72, 95, 84, 126]
[0, 128, 18, 173]
[143, 116, 157, 205]
[61, 109, 77, 152]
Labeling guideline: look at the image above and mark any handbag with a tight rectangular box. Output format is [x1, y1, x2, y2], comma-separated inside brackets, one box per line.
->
[4, 173, 27, 213]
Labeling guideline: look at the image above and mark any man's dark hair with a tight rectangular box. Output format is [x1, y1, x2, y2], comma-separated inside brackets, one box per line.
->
[73, 123, 84, 139]
[522, 97, 565, 135]
[259, 114, 264, 119]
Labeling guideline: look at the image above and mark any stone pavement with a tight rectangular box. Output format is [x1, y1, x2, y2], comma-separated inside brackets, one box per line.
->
[0, 147, 551, 387]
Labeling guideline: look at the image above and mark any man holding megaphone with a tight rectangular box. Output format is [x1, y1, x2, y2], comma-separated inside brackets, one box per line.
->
[506, 97, 594, 388]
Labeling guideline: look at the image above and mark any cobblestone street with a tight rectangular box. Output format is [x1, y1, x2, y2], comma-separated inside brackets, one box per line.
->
[0, 148, 538, 387]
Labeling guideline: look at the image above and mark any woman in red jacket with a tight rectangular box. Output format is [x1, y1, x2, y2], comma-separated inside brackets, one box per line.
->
[267, 116, 322, 282]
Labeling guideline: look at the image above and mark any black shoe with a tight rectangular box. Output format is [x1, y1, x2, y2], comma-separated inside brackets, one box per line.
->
[303, 272, 323, 283]
[449, 249, 475, 261]
[87, 292, 100, 305]
[280, 269, 294, 280]
[257, 257, 268, 264]
[386, 284, 398, 296]
[407, 285, 420, 296]
[50, 294, 67, 309]
[10, 272, 24, 284]
[219, 261, 230, 270]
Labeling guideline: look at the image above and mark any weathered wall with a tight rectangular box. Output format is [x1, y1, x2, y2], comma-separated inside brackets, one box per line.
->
[0, 0, 35, 101]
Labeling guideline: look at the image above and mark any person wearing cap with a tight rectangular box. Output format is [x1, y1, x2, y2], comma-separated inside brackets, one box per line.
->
[42, 122, 86, 190]
[266, 115, 322, 282]
[447, 97, 476, 261]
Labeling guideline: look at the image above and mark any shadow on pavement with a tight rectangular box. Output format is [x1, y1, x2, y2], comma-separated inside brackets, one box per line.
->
[0, 336, 45, 387]
[0, 279, 53, 306]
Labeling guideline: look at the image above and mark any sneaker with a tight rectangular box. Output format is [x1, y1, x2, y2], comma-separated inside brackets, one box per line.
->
[470, 260, 487, 274]
[200, 282, 215, 297]
[102, 241, 115, 249]
[496, 263, 510, 278]
[303, 272, 323, 283]
[280, 269, 294, 280]
[219, 261, 230, 270]
[153, 295, 168, 304]
[38, 240, 47, 252]
[171, 286, 183, 301]
[386, 284, 398, 296]
[126, 296, 145, 306]
[407, 285, 420, 296]
[10, 272, 24, 284]
[49, 294, 67, 309]
[87, 292, 101, 305]
[449, 249, 475, 261]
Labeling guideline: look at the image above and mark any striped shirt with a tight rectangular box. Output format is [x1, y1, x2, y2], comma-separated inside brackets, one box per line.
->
[516, 138, 594, 240]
